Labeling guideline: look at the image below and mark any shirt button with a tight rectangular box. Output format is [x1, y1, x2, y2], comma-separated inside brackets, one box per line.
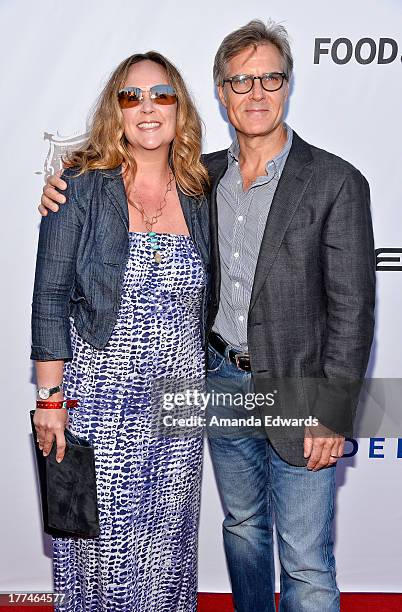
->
[237, 180, 241, 185]
[234, 282, 240, 288]
[237, 215, 243, 222]
[233, 252, 239, 258]
[238, 315, 244, 322]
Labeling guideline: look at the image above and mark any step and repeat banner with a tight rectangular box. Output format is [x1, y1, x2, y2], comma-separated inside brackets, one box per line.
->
[1, 0, 401, 594]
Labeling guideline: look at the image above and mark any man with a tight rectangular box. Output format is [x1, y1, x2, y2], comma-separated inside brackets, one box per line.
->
[39, 19, 375, 612]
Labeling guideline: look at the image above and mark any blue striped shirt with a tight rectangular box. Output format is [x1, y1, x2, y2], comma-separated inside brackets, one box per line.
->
[212, 123, 293, 350]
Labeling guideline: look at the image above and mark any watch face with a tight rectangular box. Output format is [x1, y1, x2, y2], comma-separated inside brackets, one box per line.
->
[38, 387, 50, 400]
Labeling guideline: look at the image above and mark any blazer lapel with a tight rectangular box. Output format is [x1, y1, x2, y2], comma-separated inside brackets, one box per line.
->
[249, 132, 314, 311]
[204, 150, 228, 306]
[103, 166, 129, 230]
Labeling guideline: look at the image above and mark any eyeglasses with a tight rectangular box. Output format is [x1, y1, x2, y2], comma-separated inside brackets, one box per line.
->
[118, 84, 177, 108]
[222, 72, 288, 94]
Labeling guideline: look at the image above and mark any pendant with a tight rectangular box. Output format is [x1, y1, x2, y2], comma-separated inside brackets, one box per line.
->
[147, 231, 162, 263]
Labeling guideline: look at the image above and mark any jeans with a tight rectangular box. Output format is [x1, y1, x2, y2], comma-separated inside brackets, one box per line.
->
[206, 344, 340, 612]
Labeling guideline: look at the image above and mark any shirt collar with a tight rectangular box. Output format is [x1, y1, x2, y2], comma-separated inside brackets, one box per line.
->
[228, 123, 293, 179]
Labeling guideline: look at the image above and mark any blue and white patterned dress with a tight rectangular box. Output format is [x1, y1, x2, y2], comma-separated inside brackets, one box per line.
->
[54, 231, 206, 612]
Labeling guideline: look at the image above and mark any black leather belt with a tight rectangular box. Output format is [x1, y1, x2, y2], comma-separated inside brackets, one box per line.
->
[209, 331, 251, 372]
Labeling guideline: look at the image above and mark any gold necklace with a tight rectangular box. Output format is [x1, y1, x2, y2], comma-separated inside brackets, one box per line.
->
[127, 170, 174, 264]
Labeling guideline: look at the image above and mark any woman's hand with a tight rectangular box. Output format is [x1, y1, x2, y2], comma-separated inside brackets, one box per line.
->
[33, 407, 68, 463]
[38, 170, 67, 216]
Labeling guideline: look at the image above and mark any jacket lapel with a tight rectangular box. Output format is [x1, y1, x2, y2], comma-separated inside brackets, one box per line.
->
[204, 151, 228, 306]
[103, 166, 129, 230]
[249, 132, 314, 311]
[177, 188, 194, 237]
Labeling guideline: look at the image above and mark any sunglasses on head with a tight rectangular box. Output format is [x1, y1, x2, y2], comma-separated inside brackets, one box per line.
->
[118, 84, 177, 108]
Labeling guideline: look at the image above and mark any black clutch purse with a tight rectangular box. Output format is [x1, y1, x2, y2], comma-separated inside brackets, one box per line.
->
[30, 410, 100, 538]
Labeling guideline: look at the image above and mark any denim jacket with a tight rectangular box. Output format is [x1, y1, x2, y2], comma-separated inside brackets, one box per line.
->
[30, 166, 211, 361]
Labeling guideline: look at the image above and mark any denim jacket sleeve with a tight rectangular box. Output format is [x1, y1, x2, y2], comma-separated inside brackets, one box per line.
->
[30, 170, 87, 361]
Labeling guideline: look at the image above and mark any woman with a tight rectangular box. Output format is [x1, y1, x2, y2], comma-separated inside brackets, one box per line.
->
[31, 51, 210, 612]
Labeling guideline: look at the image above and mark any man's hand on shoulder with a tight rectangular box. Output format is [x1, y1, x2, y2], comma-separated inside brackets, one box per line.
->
[304, 421, 345, 471]
[38, 170, 67, 216]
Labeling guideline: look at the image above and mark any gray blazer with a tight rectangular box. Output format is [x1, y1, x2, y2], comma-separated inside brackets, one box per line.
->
[204, 131, 376, 466]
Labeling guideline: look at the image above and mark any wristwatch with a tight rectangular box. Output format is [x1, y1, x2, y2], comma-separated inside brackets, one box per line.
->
[37, 383, 63, 400]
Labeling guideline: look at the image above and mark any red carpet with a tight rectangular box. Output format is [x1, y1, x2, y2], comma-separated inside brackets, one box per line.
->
[197, 593, 402, 611]
[1, 593, 402, 611]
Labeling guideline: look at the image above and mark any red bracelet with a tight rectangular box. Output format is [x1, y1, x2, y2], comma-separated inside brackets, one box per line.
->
[36, 399, 78, 410]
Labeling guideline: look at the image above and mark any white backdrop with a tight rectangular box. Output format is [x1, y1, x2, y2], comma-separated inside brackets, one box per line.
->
[1, 0, 401, 594]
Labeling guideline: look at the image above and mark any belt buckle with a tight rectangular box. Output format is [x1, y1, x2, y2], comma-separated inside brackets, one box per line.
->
[234, 352, 250, 371]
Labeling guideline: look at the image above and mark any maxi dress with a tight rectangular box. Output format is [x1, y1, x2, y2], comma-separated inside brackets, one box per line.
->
[53, 231, 206, 612]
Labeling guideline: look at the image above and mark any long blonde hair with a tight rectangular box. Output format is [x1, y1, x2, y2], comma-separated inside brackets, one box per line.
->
[64, 51, 209, 196]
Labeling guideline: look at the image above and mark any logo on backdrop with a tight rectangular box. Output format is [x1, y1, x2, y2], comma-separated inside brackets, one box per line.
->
[42, 131, 88, 180]
[375, 248, 402, 271]
[345, 438, 402, 459]
[314, 38, 401, 64]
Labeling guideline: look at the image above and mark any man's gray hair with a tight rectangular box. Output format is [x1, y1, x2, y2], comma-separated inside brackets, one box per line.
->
[213, 19, 294, 86]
